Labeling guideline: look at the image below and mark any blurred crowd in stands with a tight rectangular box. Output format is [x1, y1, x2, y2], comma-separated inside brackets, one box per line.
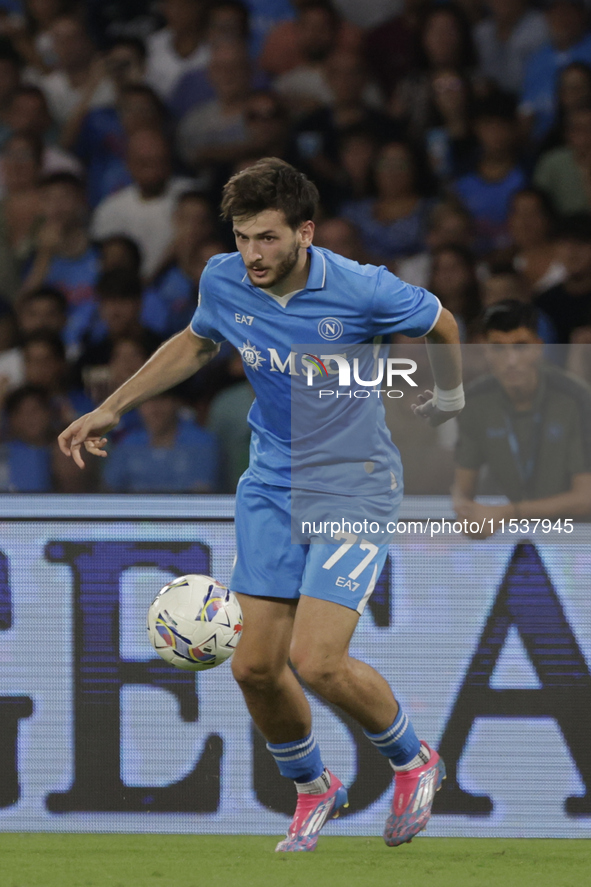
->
[0, 0, 591, 492]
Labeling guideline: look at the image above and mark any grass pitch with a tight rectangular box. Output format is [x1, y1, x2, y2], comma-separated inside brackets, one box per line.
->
[0, 835, 589, 887]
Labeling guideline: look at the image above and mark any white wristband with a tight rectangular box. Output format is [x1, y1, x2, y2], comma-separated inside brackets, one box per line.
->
[433, 383, 465, 412]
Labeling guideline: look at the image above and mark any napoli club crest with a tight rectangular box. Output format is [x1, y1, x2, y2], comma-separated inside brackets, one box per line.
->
[318, 317, 344, 340]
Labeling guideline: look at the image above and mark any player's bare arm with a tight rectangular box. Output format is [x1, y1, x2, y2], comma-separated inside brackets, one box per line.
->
[411, 307, 464, 427]
[58, 327, 220, 469]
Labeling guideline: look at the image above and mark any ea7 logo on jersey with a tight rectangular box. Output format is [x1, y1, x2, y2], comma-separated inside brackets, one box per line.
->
[239, 340, 265, 370]
[235, 313, 254, 325]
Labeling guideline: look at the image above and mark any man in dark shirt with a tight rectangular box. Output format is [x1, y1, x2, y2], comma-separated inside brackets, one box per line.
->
[454, 299, 591, 535]
[535, 212, 591, 342]
[289, 50, 400, 209]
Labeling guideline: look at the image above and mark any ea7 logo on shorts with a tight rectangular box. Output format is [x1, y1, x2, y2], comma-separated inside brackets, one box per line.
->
[235, 313, 254, 325]
[336, 576, 360, 592]
[318, 317, 343, 340]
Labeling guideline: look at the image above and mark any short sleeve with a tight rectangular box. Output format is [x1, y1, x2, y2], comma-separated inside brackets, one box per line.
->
[190, 262, 225, 343]
[369, 266, 441, 338]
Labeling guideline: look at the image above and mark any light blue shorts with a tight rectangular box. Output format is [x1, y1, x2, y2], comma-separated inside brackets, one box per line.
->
[230, 471, 399, 614]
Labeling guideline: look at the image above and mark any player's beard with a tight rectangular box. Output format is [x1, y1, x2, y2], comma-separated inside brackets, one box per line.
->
[251, 241, 300, 289]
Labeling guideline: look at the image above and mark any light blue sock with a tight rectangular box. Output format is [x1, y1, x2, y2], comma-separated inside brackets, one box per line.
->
[364, 707, 423, 767]
[266, 731, 325, 783]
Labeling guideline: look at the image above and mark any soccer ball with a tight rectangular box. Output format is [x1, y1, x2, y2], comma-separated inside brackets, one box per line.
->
[147, 575, 243, 671]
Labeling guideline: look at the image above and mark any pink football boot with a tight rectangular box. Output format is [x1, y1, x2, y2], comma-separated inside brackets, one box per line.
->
[384, 743, 445, 846]
[275, 771, 348, 852]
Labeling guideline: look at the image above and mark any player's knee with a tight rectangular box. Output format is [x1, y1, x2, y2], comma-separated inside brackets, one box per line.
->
[291, 649, 342, 693]
[231, 655, 279, 692]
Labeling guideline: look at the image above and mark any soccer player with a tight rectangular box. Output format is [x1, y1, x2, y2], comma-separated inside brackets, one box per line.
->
[58, 158, 464, 851]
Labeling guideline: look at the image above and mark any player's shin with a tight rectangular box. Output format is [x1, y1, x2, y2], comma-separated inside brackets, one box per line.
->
[267, 732, 327, 789]
[364, 706, 430, 771]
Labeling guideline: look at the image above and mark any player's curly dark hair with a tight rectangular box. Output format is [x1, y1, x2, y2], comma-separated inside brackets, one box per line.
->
[220, 158, 319, 229]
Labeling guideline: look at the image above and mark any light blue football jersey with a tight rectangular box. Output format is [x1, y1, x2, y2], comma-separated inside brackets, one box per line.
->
[190, 246, 441, 494]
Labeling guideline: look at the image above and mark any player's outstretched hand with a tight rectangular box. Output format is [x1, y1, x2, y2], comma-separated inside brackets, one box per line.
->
[411, 389, 462, 427]
[58, 407, 120, 469]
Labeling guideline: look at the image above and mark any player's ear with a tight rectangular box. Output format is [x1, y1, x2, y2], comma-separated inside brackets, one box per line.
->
[299, 220, 315, 247]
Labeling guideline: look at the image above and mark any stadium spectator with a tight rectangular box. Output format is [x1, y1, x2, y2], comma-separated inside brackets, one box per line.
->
[429, 245, 481, 340]
[0, 385, 53, 491]
[22, 172, 99, 308]
[241, 90, 290, 162]
[103, 389, 219, 492]
[479, 264, 558, 342]
[206, 0, 251, 47]
[207, 347, 253, 492]
[259, 0, 360, 79]
[474, 1, 549, 96]
[504, 188, 566, 295]
[145, 0, 210, 101]
[0, 307, 20, 391]
[141, 192, 214, 339]
[5, 0, 73, 73]
[105, 36, 146, 90]
[83, 0, 160, 52]
[0, 131, 42, 298]
[107, 335, 151, 392]
[423, 69, 478, 182]
[74, 269, 161, 380]
[70, 83, 168, 209]
[314, 217, 366, 262]
[520, 0, 591, 143]
[83, 335, 150, 437]
[453, 299, 591, 534]
[272, 3, 357, 116]
[17, 284, 67, 337]
[393, 3, 477, 140]
[39, 16, 115, 128]
[396, 200, 473, 289]
[6, 85, 82, 176]
[336, 126, 380, 203]
[91, 129, 194, 277]
[363, 0, 426, 100]
[481, 265, 530, 308]
[0, 285, 69, 392]
[66, 34, 146, 109]
[539, 61, 591, 151]
[452, 93, 526, 254]
[340, 140, 434, 264]
[176, 41, 253, 169]
[535, 212, 591, 342]
[98, 235, 142, 277]
[22, 330, 92, 423]
[289, 50, 398, 208]
[534, 105, 591, 214]
[0, 38, 23, 147]
[60, 36, 149, 204]
[167, 2, 270, 120]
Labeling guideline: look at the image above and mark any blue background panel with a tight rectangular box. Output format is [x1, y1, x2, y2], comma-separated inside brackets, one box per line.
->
[0, 496, 589, 836]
